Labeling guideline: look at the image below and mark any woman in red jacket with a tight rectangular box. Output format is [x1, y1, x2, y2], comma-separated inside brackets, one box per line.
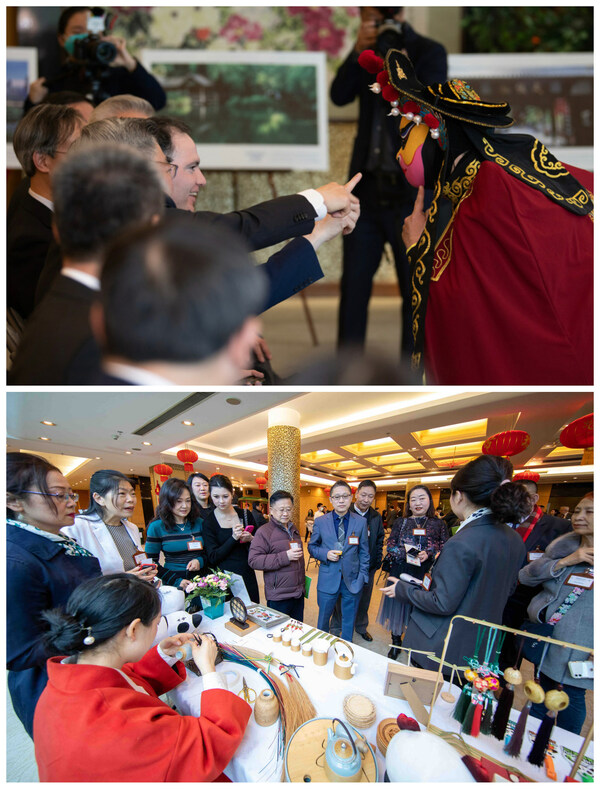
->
[33, 573, 251, 782]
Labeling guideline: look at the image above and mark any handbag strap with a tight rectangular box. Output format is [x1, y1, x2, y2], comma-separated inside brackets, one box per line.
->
[546, 585, 586, 626]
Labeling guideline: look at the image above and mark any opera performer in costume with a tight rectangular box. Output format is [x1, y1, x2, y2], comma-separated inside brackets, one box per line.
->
[358, 49, 593, 385]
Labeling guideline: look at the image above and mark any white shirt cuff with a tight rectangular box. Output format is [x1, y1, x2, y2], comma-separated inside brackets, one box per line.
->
[202, 671, 229, 691]
[157, 644, 180, 667]
[299, 188, 327, 220]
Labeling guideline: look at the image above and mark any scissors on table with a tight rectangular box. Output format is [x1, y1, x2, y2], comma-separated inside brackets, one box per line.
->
[238, 677, 257, 704]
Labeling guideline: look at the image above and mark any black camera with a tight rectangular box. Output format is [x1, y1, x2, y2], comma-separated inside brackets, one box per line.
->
[376, 18, 405, 55]
[64, 8, 117, 67]
[70, 35, 116, 66]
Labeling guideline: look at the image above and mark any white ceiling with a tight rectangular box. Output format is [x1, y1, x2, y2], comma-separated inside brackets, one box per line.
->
[6, 390, 593, 489]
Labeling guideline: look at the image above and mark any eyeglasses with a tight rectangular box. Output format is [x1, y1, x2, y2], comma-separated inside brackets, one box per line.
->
[272, 507, 293, 514]
[21, 490, 79, 503]
[154, 160, 179, 178]
[331, 494, 352, 502]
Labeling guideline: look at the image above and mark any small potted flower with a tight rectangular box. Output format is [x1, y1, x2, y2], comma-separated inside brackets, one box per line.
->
[185, 570, 232, 619]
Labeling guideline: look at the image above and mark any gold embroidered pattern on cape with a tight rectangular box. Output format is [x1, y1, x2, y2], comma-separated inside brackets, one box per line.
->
[395, 64, 407, 81]
[409, 174, 443, 371]
[432, 158, 481, 282]
[532, 140, 570, 178]
[482, 138, 593, 211]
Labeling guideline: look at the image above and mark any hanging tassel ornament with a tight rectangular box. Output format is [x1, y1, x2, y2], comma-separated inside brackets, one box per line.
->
[491, 677, 518, 740]
[466, 677, 487, 736]
[527, 687, 569, 766]
[454, 626, 486, 725]
[505, 700, 531, 758]
[480, 692, 494, 735]
[452, 680, 472, 724]
[461, 695, 477, 734]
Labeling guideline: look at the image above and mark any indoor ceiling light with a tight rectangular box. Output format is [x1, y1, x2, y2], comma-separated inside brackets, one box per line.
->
[182, 420, 194, 426]
[39, 436, 50, 441]
[230, 392, 456, 454]
[142, 442, 152, 446]
[40, 421, 56, 426]
[412, 418, 488, 446]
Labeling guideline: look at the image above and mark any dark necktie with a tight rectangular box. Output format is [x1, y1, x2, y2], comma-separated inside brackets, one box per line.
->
[337, 516, 345, 545]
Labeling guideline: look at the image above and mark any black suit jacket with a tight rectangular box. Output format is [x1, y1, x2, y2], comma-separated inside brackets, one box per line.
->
[34, 193, 319, 307]
[330, 23, 447, 198]
[350, 504, 384, 570]
[8, 276, 97, 385]
[7, 190, 54, 319]
[172, 192, 317, 251]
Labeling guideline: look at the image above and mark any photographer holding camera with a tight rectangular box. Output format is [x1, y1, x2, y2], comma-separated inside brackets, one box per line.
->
[331, 7, 446, 361]
[26, 7, 166, 111]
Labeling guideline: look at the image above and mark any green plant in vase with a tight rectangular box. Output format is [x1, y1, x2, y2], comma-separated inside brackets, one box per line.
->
[185, 570, 232, 619]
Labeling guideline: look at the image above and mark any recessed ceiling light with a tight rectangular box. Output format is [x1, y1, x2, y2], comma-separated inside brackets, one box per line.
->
[226, 397, 241, 405]
[125, 451, 132, 455]
[182, 420, 194, 426]
[130, 468, 134, 472]
[40, 420, 56, 426]
[142, 442, 152, 446]
[95, 457, 101, 460]
[39, 436, 50, 441]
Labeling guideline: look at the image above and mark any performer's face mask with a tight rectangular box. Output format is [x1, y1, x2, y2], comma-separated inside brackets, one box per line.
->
[396, 115, 443, 190]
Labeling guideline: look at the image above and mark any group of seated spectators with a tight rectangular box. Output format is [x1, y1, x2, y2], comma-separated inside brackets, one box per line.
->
[8, 88, 361, 385]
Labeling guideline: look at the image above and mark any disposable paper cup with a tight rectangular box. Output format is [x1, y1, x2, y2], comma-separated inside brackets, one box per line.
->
[291, 636, 301, 652]
[282, 632, 292, 647]
[272, 631, 282, 643]
[301, 644, 312, 657]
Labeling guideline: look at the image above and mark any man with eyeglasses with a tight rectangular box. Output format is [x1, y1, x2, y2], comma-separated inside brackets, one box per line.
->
[248, 490, 306, 621]
[8, 104, 84, 320]
[330, 479, 384, 642]
[9, 142, 165, 385]
[308, 480, 370, 640]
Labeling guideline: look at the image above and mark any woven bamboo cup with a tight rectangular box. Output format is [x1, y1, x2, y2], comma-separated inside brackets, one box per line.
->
[254, 689, 280, 726]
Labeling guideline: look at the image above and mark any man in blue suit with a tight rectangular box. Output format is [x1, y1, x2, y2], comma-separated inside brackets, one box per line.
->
[308, 480, 370, 640]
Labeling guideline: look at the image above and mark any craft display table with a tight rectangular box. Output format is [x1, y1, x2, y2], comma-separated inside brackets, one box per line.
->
[166, 607, 593, 782]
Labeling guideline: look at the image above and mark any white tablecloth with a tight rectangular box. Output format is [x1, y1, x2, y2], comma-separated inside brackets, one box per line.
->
[166, 607, 593, 782]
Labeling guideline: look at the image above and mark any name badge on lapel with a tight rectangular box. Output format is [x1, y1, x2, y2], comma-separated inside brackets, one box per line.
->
[422, 573, 433, 591]
[348, 535, 359, 546]
[132, 550, 149, 565]
[565, 571, 594, 589]
[187, 540, 203, 551]
[527, 551, 544, 562]
[413, 528, 426, 536]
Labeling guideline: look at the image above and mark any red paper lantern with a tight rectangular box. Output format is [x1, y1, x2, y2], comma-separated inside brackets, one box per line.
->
[177, 448, 199, 474]
[255, 476, 267, 489]
[154, 482, 160, 496]
[513, 471, 541, 483]
[482, 430, 530, 457]
[350, 486, 357, 495]
[153, 463, 173, 482]
[324, 486, 331, 497]
[560, 414, 593, 449]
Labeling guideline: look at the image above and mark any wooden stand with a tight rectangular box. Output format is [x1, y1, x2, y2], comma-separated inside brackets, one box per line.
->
[285, 718, 377, 783]
[224, 619, 259, 636]
[384, 663, 441, 707]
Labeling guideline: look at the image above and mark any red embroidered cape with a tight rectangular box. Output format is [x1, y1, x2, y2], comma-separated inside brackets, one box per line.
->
[425, 160, 593, 384]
